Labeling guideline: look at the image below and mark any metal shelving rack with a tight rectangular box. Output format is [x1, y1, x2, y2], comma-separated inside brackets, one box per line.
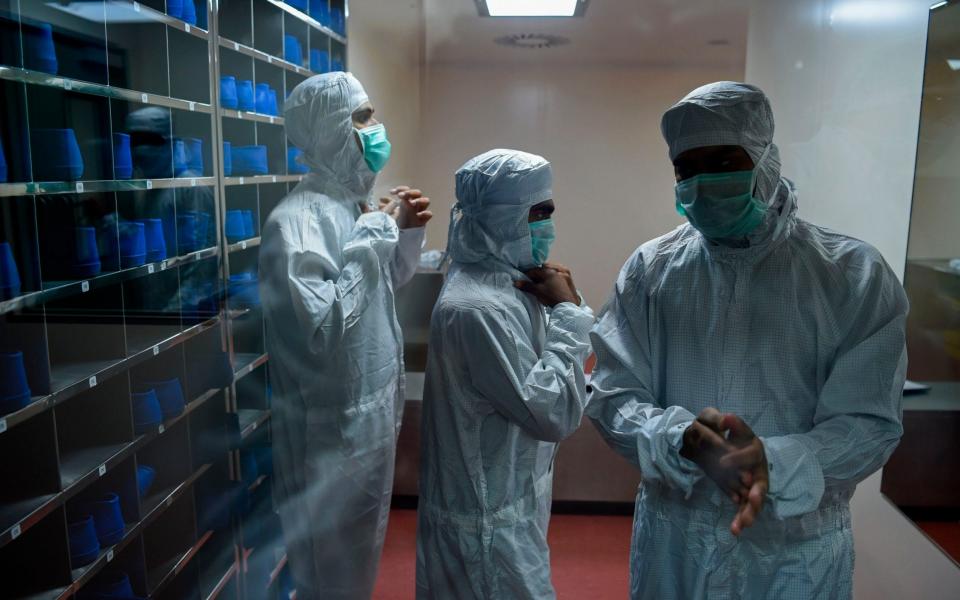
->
[0, 1, 346, 598]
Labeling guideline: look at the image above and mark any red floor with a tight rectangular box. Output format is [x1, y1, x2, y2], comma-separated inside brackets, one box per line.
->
[372, 509, 633, 599]
[917, 521, 960, 564]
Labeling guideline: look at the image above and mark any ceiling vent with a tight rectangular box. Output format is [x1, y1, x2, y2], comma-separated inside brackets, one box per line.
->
[494, 33, 571, 49]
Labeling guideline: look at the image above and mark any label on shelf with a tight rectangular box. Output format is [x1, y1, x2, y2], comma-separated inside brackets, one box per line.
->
[81, 281, 90, 293]
[0, 419, 6, 434]
[148, 264, 155, 274]
[146, 180, 153, 189]
[106, 549, 114, 562]
[75, 182, 84, 193]
[272, 176, 277, 183]
[89, 375, 98, 388]
[160, 260, 167, 271]
[158, 424, 165, 434]
[185, 24, 191, 33]
[234, 42, 240, 51]
[240, 241, 247, 250]
[64, 80, 72, 91]
[268, 56, 274, 63]
[10, 524, 20, 540]
[269, 116, 275, 124]
[153, 345, 159, 356]
[237, 112, 242, 119]
[166, 497, 173, 508]
[98, 464, 106, 477]
[141, 93, 148, 103]
[195, 252, 201, 261]
[189, 102, 196, 112]
[191, 178, 197, 187]
[239, 177, 245, 184]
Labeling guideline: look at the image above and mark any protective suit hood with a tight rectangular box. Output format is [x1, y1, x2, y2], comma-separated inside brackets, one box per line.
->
[284, 72, 377, 204]
[447, 149, 553, 270]
[660, 81, 798, 249]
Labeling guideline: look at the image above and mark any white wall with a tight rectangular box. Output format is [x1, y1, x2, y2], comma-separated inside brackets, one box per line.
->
[415, 63, 743, 308]
[346, 0, 423, 200]
[746, 0, 960, 597]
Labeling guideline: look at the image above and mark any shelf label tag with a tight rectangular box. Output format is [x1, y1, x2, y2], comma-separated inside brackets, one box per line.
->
[191, 178, 197, 187]
[239, 241, 247, 250]
[268, 55, 274, 63]
[0, 419, 6, 434]
[63, 80, 72, 91]
[153, 345, 159, 356]
[81, 281, 90, 293]
[269, 116, 275, 124]
[11, 524, 21, 540]
[141, 93, 148, 103]
[195, 252, 201, 261]
[236, 111, 242, 119]
[185, 24, 191, 33]
[239, 177, 245, 185]
[189, 101, 196, 112]
[147, 264, 155, 274]
[272, 176, 277, 183]
[146, 180, 153, 189]
[98, 464, 106, 476]
[106, 549, 114, 562]
[160, 260, 167, 271]
[158, 424, 165, 434]
[75, 182, 84, 193]
[89, 375, 97, 388]
[234, 42, 240, 51]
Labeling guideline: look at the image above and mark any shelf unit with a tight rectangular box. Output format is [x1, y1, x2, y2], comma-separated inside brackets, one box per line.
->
[0, 0, 345, 597]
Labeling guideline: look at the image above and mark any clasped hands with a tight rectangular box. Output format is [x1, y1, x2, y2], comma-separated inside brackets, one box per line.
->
[680, 407, 769, 536]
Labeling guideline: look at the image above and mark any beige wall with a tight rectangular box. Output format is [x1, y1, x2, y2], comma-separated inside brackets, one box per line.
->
[414, 63, 743, 308]
[346, 0, 424, 201]
[747, 0, 960, 597]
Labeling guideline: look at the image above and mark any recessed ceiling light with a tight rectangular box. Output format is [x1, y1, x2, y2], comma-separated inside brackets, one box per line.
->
[477, 0, 586, 17]
[948, 59, 960, 71]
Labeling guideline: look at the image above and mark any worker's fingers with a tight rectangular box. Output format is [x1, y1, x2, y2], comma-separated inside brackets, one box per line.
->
[380, 198, 400, 214]
[718, 444, 763, 470]
[513, 280, 540, 294]
[697, 407, 725, 432]
[723, 413, 756, 444]
[416, 210, 434, 223]
[390, 185, 411, 194]
[398, 188, 423, 201]
[542, 262, 571, 275]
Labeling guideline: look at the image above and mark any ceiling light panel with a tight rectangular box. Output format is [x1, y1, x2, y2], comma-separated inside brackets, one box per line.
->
[478, 0, 585, 17]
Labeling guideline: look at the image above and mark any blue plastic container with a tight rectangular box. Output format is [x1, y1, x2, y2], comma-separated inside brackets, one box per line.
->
[311, 0, 330, 26]
[229, 272, 260, 308]
[242, 210, 255, 238]
[310, 49, 329, 73]
[287, 147, 308, 174]
[225, 210, 245, 242]
[231, 145, 268, 176]
[237, 80, 255, 112]
[181, 0, 197, 25]
[113, 133, 132, 180]
[86, 493, 125, 546]
[177, 214, 199, 254]
[81, 570, 136, 599]
[223, 141, 232, 177]
[1, 139, 9, 182]
[132, 389, 162, 433]
[284, 35, 302, 66]
[220, 76, 238, 109]
[0, 351, 31, 415]
[332, 7, 345, 35]
[138, 219, 167, 263]
[68, 515, 100, 567]
[119, 222, 146, 268]
[24, 23, 58, 75]
[167, 0, 184, 19]
[172, 138, 189, 177]
[185, 137, 203, 174]
[144, 378, 185, 420]
[137, 465, 156, 498]
[0, 242, 21, 300]
[70, 227, 102, 278]
[31, 128, 84, 181]
[255, 83, 272, 115]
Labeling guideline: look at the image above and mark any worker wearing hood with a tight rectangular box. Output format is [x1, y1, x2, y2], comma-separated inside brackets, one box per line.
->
[416, 149, 595, 599]
[260, 72, 431, 599]
[588, 82, 907, 599]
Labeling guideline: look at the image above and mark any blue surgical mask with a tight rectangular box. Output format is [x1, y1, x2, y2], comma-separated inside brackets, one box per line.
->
[675, 170, 767, 239]
[355, 123, 391, 173]
[529, 218, 556, 265]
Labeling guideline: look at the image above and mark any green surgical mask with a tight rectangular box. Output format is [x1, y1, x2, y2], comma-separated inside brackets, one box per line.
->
[356, 123, 392, 173]
[529, 218, 556, 265]
[675, 169, 766, 239]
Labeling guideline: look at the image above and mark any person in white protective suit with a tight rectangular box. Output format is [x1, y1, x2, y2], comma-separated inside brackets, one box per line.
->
[588, 82, 908, 599]
[415, 149, 595, 600]
[259, 72, 432, 600]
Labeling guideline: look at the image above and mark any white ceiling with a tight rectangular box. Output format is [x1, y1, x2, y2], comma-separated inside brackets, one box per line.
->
[422, 0, 750, 67]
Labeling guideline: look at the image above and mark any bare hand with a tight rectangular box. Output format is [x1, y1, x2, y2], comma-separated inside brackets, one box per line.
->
[390, 186, 433, 229]
[514, 263, 579, 307]
[719, 414, 769, 536]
